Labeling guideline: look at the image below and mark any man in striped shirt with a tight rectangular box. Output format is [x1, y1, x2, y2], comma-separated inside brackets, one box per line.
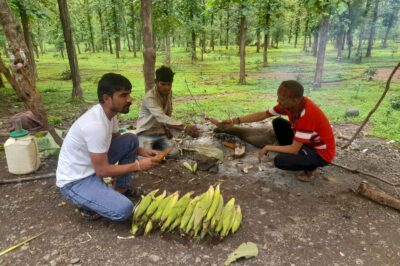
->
[213, 80, 335, 181]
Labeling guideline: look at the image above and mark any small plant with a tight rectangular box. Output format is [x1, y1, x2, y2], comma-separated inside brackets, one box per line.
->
[363, 67, 377, 81]
[59, 69, 71, 80]
[389, 96, 400, 110]
[354, 82, 363, 99]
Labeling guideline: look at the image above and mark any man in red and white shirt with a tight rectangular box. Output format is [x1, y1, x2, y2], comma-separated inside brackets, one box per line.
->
[213, 80, 335, 181]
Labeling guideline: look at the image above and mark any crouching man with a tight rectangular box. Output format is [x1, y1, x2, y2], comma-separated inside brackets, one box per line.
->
[56, 73, 159, 221]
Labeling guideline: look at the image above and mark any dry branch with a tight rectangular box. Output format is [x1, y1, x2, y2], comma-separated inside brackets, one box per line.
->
[331, 162, 400, 187]
[342, 62, 400, 149]
[357, 181, 400, 211]
[0, 172, 55, 185]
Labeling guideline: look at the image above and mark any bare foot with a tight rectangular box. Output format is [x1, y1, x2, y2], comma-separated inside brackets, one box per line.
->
[296, 170, 316, 182]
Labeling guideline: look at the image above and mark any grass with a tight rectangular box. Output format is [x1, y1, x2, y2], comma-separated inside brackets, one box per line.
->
[1, 42, 399, 141]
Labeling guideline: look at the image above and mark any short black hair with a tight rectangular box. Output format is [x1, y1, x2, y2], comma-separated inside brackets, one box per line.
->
[279, 80, 304, 98]
[97, 73, 132, 103]
[155, 66, 175, 82]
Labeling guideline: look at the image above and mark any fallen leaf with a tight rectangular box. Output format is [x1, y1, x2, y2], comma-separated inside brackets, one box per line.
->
[224, 242, 258, 265]
[323, 177, 337, 184]
[288, 216, 301, 223]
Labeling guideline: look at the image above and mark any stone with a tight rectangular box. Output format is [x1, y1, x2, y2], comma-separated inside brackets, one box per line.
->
[43, 254, 51, 261]
[345, 108, 360, 117]
[70, 258, 80, 264]
[149, 254, 160, 262]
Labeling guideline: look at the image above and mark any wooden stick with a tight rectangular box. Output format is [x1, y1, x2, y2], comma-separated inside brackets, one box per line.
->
[342, 62, 400, 149]
[0, 172, 55, 185]
[330, 162, 400, 187]
[357, 181, 400, 211]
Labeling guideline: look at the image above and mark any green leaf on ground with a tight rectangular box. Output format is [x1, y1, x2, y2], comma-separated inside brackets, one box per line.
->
[224, 242, 259, 265]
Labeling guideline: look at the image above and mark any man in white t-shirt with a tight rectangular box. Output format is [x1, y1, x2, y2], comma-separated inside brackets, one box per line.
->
[56, 73, 160, 221]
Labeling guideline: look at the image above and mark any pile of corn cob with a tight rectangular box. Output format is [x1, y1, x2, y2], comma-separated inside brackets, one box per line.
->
[130, 184, 242, 239]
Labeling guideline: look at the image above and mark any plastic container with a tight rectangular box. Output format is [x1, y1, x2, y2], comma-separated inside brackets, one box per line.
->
[4, 134, 41, 175]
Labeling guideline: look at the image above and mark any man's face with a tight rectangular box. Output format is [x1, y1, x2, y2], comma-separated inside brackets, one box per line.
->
[277, 86, 299, 111]
[156, 81, 173, 96]
[109, 89, 132, 114]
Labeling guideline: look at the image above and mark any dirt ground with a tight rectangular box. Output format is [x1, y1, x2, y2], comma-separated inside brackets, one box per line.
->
[1, 121, 400, 266]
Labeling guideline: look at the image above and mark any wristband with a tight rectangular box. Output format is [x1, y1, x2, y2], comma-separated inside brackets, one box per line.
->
[135, 160, 141, 171]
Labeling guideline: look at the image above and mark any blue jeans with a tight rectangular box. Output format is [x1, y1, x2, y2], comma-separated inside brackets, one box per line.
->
[138, 134, 178, 156]
[60, 133, 138, 221]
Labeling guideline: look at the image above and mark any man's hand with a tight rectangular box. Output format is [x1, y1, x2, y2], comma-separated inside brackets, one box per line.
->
[138, 157, 159, 171]
[258, 145, 270, 161]
[184, 125, 200, 138]
[207, 117, 234, 126]
[139, 148, 159, 158]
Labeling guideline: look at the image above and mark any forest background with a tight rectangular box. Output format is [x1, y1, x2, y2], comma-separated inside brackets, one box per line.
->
[0, 0, 399, 142]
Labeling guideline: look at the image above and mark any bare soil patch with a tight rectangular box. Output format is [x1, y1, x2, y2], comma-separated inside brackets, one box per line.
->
[0, 122, 400, 265]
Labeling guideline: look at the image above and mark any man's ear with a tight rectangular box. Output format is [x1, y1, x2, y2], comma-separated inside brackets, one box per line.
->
[103, 94, 112, 104]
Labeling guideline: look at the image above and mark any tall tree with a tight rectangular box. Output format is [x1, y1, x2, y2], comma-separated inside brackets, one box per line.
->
[57, 0, 82, 98]
[238, 2, 247, 84]
[111, 0, 121, 58]
[0, 0, 62, 145]
[84, 0, 95, 52]
[381, 0, 400, 48]
[129, 0, 138, 57]
[16, 0, 37, 77]
[141, 0, 155, 92]
[365, 0, 379, 57]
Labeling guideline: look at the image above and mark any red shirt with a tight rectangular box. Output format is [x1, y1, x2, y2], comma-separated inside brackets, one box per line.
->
[266, 97, 336, 163]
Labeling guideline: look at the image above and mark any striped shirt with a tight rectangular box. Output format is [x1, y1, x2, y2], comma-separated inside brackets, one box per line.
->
[266, 97, 335, 163]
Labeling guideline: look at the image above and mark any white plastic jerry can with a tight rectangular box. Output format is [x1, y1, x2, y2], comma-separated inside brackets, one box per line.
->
[4, 134, 41, 174]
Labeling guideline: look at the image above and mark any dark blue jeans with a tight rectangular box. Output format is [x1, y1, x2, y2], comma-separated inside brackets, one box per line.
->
[272, 117, 329, 171]
[60, 133, 138, 221]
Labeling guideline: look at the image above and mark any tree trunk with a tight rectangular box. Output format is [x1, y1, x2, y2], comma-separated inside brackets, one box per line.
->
[84, 0, 95, 52]
[313, 16, 329, 88]
[263, 13, 270, 67]
[303, 17, 309, 52]
[76, 42, 81, 54]
[312, 30, 318, 57]
[239, 15, 246, 84]
[98, 8, 107, 52]
[288, 20, 293, 44]
[294, 15, 300, 48]
[356, 0, 372, 59]
[57, 0, 83, 98]
[32, 33, 40, 59]
[112, 0, 120, 59]
[17, 1, 37, 78]
[347, 27, 353, 59]
[337, 30, 344, 61]
[256, 28, 260, 53]
[165, 35, 171, 66]
[130, 2, 137, 57]
[366, 0, 379, 58]
[210, 12, 215, 51]
[191, 30, 197, 61]
[141, 0, 156, 92]
[225, 9, 229, 49]
[0, 0, 62, 146]
[219, 13, 223, 46]
[108, 38, 113, 54]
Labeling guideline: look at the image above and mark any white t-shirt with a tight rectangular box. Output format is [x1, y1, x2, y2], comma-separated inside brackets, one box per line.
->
[56, 104, 119, 187]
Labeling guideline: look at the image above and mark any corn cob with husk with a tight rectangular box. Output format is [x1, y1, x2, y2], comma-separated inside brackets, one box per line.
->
[130, 185, 242, 239]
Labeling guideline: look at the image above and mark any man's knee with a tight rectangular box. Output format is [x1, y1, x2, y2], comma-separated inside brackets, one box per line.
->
[123, 133, 139, 149]
[274, 155, 290, 170]
[112, 199, 134, 221]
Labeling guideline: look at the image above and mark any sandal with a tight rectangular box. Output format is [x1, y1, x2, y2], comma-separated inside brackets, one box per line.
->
[296, 171, 316, 182]
[79, 208, 102, 221]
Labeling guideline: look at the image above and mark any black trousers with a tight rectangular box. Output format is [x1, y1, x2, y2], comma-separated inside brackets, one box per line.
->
[272, 117, 329, 171]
